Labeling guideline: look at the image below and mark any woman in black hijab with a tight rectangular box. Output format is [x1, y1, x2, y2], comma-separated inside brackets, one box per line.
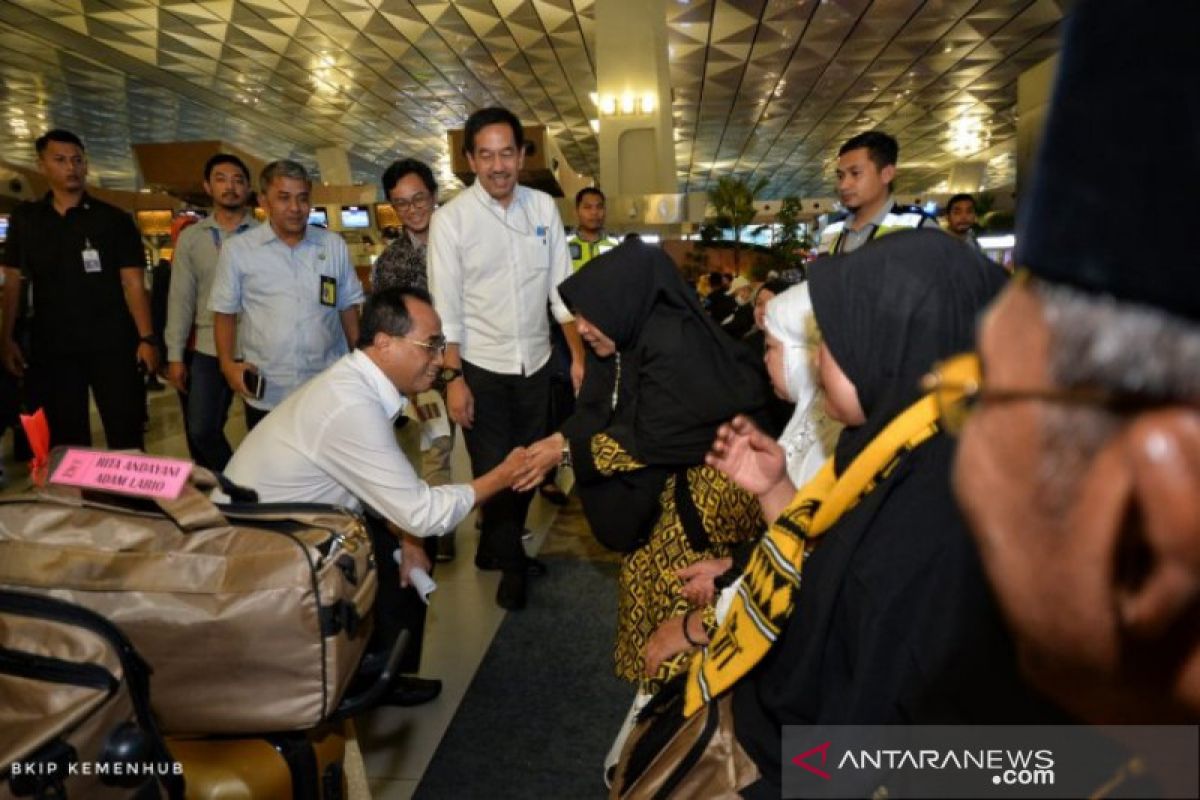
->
[521, 239, 768, 692]
[613, 230, 1055, 797]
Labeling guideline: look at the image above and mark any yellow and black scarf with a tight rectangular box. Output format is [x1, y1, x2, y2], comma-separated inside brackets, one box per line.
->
[683, 392, 944, 716]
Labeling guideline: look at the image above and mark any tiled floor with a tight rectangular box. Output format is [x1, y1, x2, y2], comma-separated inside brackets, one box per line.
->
[1, 386, 567, 800]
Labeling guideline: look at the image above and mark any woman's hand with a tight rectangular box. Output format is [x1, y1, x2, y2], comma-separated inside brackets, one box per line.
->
[513, 432, 565, 492]
[706, 414, 789, 497]
[645, 613, 694, 677]
[677, 558, 733, 606]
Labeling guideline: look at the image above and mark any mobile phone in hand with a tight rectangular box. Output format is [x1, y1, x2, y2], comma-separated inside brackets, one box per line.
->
[244, 370, 265, 400]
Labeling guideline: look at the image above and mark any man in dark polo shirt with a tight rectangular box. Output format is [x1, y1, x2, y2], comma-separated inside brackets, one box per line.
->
[0, 129, 156, 450]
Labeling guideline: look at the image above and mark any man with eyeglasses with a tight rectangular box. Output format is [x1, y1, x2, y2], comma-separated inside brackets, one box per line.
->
[219, 286, 527, 707]
[372, 159, 462, 567]
[373, 158, 437, 295]
[948, 0, 1200, 726]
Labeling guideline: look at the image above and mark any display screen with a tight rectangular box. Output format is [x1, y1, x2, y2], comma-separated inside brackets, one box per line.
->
[0, 215, 8, 243]
[308, 207, 329, 227]
[340, 205, 371, 229]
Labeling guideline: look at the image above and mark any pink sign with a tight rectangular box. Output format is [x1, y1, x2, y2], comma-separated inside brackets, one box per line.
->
[50, 449, 193, 501]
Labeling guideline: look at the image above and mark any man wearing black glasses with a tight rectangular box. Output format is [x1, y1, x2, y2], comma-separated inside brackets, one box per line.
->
[219, 287, 527, 706]
[373, 158, 437, 295]
[373, 158, 462, 565]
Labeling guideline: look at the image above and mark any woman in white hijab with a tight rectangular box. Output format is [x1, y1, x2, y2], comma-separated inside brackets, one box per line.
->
[661, 281, 842, 617]
[761, 282, 842, 487]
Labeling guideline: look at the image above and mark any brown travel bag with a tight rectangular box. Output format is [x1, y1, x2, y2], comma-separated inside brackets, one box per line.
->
[0, 457, 377, 736]
[0, 589, 184, 800]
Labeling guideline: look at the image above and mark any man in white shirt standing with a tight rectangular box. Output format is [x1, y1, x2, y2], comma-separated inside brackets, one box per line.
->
[429, 106, 584, 611]
[221, 286, 527, 705]
[209, 160, 363, 429]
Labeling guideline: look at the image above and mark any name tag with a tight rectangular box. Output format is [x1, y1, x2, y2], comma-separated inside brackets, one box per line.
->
[52, 448, 193, 500]
[320, 275, 337, 307]
[82, 247, 102, 273]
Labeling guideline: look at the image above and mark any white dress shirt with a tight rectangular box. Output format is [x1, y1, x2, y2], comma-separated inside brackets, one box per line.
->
[220, 350, 475, 537]
[208, 223, 364, 409]
[428, 180, 573, 375]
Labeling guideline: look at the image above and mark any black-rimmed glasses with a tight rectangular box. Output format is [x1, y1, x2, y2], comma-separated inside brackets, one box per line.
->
[921, 352, 1162, 436]
[390, 193, 432, 213]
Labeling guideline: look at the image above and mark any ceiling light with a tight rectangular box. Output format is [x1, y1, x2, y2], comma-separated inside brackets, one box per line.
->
[620, 93, 636, 114]
[600, 95, 616, 115]
[589, 119, 599, 133]
[641, 92, 656, 114]
[948, 115, 989, 156]
[589, 91, 598, 106]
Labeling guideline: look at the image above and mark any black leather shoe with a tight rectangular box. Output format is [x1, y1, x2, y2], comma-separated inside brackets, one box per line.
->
[474, 555, 548, 576]
[380, 676, 442, 707]
[496, 571, 527, 610]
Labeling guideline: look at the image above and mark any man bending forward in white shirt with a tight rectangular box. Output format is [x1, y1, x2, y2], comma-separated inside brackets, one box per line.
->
[221, 286, 525, 705]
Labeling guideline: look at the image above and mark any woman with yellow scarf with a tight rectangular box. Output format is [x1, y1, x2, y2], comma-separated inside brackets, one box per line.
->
[616, 230, 1061, 798]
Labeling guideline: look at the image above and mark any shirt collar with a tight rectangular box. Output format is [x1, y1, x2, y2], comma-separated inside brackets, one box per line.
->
[404, 229, 427, 251]
[260, 221, 316, 247]
[198, 209, 255, 233]
[849, 196, 897, 231]
[348, 349, 405, 420]
[471, 178, 524, 211]
[41, 191, 91, 212]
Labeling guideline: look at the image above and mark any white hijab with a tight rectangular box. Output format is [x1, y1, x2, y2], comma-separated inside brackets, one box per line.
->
[762, 283, 842, 487]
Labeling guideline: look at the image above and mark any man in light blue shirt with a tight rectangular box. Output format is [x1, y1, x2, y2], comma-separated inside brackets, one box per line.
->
[209, 160, 363, 428]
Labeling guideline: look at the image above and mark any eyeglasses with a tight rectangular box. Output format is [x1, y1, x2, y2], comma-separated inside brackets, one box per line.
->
[399, 334, 447, 356]
[922, 352, 1167, 436]
[390, 193, 432, 213]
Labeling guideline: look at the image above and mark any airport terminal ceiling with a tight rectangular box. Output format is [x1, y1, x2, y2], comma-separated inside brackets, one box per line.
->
[0, 0, 1064, 199]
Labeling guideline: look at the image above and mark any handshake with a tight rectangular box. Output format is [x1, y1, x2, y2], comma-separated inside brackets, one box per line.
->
[492, 432, 570, 493]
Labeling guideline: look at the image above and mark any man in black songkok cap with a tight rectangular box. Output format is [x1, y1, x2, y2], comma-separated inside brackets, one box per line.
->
[951, 0, 1200, 722]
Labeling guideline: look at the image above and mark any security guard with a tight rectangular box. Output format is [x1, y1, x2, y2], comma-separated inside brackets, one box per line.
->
[817, 131, 938, 256]
[568, 187, 617, 270]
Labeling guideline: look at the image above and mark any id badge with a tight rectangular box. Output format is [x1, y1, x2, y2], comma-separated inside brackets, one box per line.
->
[82, 248, 102, 273]
[320, 275, 337, 307]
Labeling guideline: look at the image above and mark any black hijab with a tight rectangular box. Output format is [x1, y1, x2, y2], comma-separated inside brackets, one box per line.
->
[558, 240, 767, 466]
[808, 229, 1007, 473]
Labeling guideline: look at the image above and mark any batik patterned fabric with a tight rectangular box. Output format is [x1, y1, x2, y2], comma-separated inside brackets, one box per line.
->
[370, 234, 427, 293]
[613, 462, 761, 690]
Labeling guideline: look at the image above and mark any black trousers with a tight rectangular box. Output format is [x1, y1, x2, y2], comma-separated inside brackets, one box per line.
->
[365, 512, 438, 674]
[461, 359, 551, 572]
[30, 348, 145, 450]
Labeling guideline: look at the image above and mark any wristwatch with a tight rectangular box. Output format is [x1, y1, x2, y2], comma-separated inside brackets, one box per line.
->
[436, 366, 463, 385]
[560, 435, 572, 468]
[139, 333, 160, 347]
